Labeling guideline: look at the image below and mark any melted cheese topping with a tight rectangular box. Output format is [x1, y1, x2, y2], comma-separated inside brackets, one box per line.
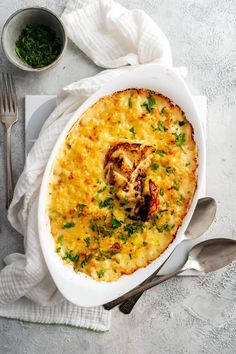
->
[48, 89, 198, 282]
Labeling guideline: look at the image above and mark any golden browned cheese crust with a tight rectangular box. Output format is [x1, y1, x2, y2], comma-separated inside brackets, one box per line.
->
[48, 89, 198, 281]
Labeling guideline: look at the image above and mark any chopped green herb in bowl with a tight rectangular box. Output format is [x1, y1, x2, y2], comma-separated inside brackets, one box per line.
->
[15, 24, 62, 68]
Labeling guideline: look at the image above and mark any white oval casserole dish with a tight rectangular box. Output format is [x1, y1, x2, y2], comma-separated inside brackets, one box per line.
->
[38, 64, 205, 307]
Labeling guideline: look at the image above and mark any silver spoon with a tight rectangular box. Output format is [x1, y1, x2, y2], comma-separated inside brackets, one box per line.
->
[104, 197, 217, 312]
[104, 238, 236, 310]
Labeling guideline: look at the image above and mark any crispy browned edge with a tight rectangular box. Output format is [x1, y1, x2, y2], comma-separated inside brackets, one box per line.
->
[52, 88, 199, 278]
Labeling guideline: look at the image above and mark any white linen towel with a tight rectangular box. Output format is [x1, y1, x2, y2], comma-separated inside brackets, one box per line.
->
[0, 0, 173, 331]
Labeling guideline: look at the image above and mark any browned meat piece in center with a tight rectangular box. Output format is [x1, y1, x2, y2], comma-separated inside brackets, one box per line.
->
[104, 142, 159, 221]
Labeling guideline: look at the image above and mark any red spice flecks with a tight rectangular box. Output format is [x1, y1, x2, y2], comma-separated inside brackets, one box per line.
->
[140, 113, 146, 119]
[81, 253, 92, 259]
[111, 242, 121, 250]
[91, 246, 99, 251]
[68, 172, 74, 180]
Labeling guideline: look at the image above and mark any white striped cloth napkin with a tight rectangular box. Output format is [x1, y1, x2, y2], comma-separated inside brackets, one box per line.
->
[0, 0, 173, 331]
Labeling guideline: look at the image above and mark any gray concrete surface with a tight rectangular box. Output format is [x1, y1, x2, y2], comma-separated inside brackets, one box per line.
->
[0, 0, 236, 353]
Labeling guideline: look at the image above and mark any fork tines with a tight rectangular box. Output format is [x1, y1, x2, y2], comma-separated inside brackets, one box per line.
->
[0, 73, 17, 115]
[0, 73, 18, 209]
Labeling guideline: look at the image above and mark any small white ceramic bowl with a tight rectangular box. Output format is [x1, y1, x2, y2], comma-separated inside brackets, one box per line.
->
[1, 7, 67, 72]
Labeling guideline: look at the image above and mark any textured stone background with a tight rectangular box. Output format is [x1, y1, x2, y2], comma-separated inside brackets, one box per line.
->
[0, 0, 236, 353]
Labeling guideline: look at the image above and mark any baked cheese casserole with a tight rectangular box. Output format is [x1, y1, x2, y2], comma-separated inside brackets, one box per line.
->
[48, 89, 198, 282]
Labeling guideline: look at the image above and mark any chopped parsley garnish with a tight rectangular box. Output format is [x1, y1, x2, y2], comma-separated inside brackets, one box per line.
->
[160, 188, 164, 196]
[185, 162, 191, 167]
[90, 218, 113, 237]
[57, 235, 63, 244]
[128, 97, 132, 108]
[129, 127, 137, 139]
[142, 102, 152, 113]
[165, 166, 174, 175]
[173, 179, 180, 191]
[96, 269, 106, 279]
[96, 178, 102, 184]
[62, 222, 75, 229]
[151, 209, 168, 227]
[109, 186, 115, 195]
[124, 223, 145, 236]
[174, 132, 186, 151]
[84, 237, 90, 248]
[77, 204, 86, 217]
[151, 163, 159, 171]
[56, 247, 61, 253]
[63, 249, 79, 263]
[102, 226, 114, 237]
[101, 249, 119, 256]
[157, 223, 174, 233]
[93, 194, 100, 202]
[49, 208, 55, 216]
[99, 197, 114, 209]
[157, 122, 166, 132]
[151, 122, 167, 132]
[97, 186, 106, 193]
[160, 106, 166, 116]
[90, 220, 99, 233]
[141, 95, 156, 113]
[158, 209, 168, 215]
[15, 24, 62, 69]
[81, 256, 92, 268]
[156, 150, 166, 157]
[110, 216, 123, 229]
[81, 260, 88, 268]
[147, 95, 156, 106]
[179, 120, 187, 126]
[118, 233, 129, 243]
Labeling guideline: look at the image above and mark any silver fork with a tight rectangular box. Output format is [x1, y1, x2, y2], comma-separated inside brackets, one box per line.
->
[0, 73, 18, 209]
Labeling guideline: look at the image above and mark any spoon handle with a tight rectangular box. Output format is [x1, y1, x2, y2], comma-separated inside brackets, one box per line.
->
[104, 267, 186, 311]
[119, 247, 176, 314]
